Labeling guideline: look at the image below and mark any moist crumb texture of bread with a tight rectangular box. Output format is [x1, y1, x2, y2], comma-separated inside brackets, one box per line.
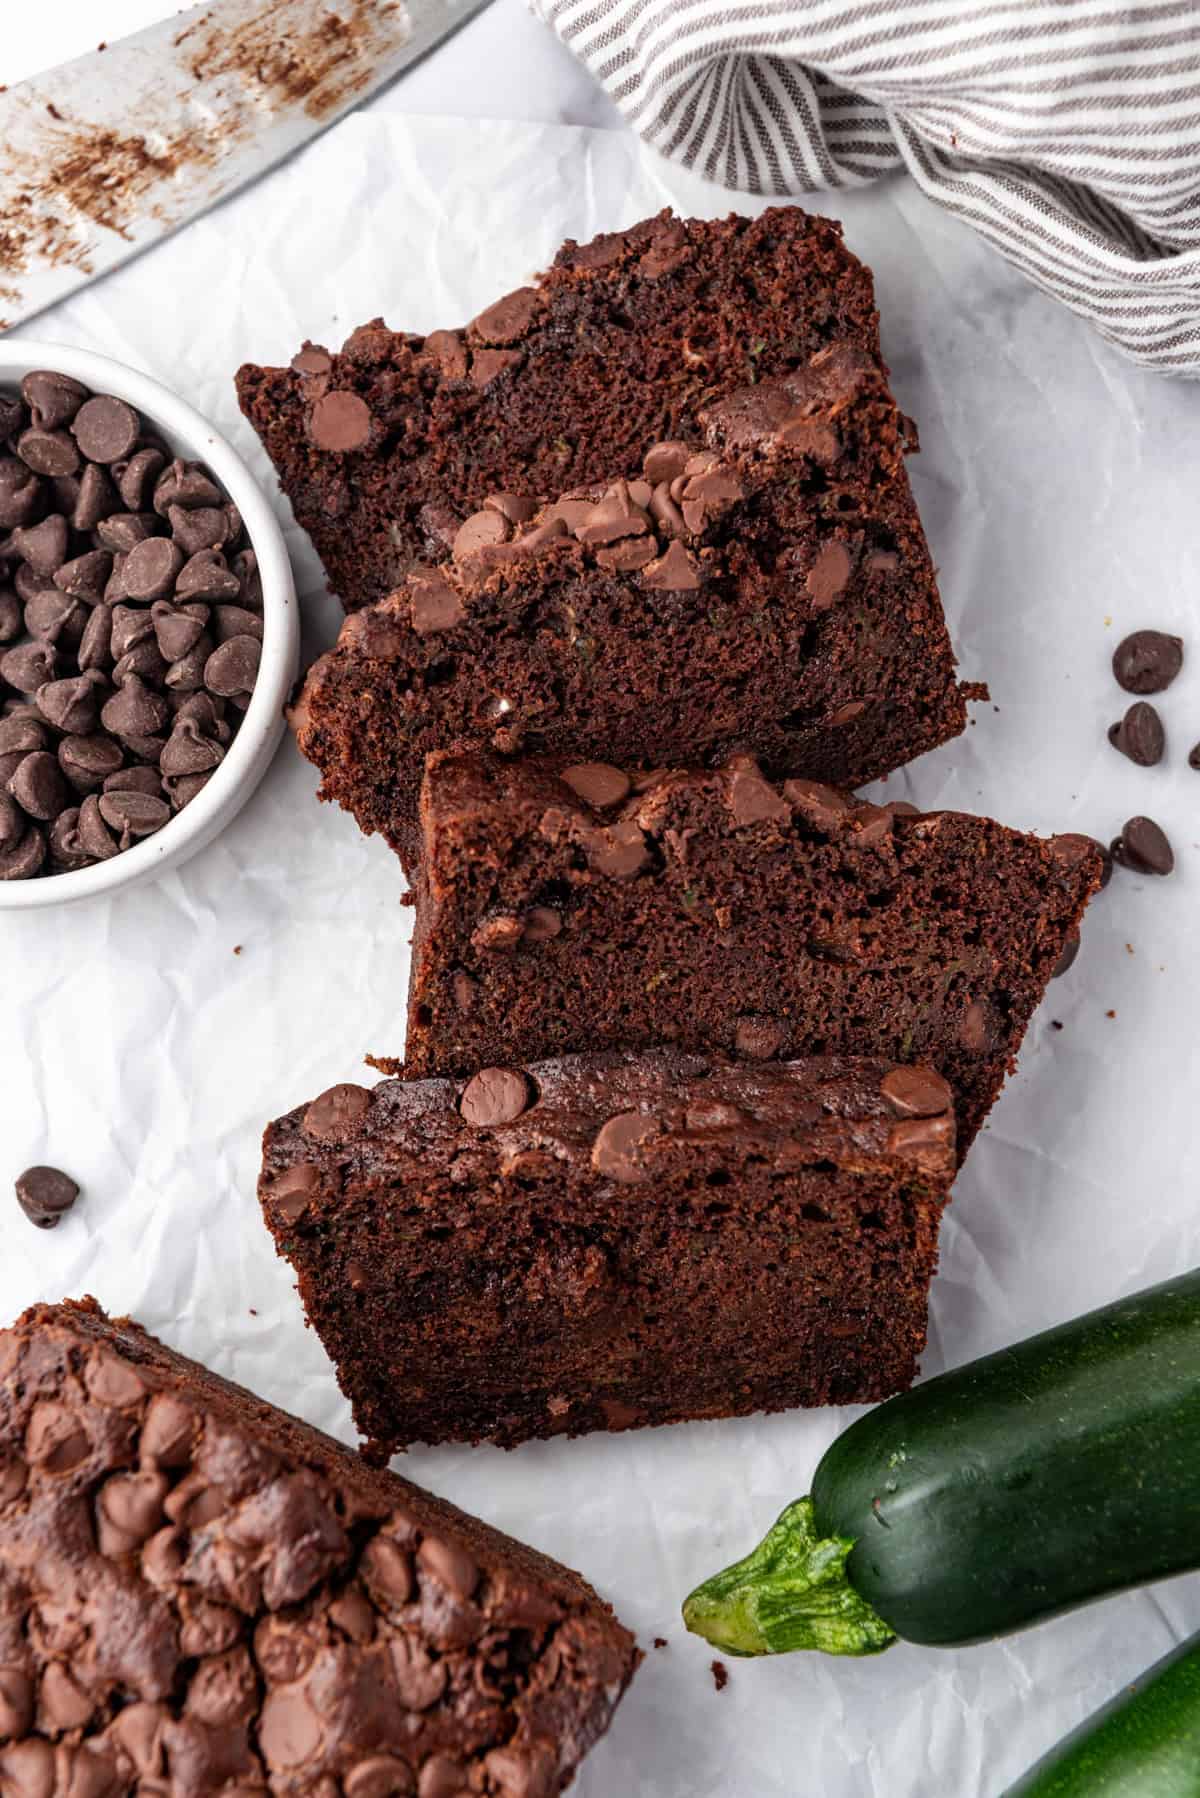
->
[401, 755, 1103, 1159]
[286, 334, 968, 865]
[236, 207, 889, 617]
[259, 1051, 957, 1457]
[0, 1299, 639, 1796]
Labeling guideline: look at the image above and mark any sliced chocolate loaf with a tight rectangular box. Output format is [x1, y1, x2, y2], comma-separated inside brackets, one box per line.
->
[0, 1299, 638, 1796]
[260, 1051, 957, 1456]
[401, 755, 1103, 1158]
[288, 347, 969, 866]
[236, 207, 885, 614]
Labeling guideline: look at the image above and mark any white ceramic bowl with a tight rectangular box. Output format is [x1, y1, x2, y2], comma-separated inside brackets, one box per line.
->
[0, 340, 299, 910]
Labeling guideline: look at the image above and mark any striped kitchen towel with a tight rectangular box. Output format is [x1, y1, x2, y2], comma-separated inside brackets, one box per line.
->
[532, 0, 1200, 374]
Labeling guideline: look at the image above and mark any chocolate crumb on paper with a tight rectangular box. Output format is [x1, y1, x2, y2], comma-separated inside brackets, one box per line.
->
[711, 1659, 729, 1692]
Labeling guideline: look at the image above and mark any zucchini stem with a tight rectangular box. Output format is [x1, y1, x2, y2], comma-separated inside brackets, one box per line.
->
[681, 1497, 896, 1658]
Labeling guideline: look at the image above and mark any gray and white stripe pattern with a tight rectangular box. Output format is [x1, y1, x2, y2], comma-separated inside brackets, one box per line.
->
[532, 0, 1200, 374]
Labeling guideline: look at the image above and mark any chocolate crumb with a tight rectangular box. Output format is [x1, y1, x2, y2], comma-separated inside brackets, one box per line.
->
[1051, 1020, 1063, 1031]
[711, 1659, 729, 1692]
[233, 944, 242, 955]
[653, 1637, 668, 1650]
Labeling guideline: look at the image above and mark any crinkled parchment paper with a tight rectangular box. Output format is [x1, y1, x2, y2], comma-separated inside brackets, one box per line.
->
[5, 113, 1200, 1798]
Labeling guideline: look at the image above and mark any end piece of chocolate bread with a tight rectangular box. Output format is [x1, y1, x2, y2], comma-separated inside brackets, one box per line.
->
[236, 207, 885, 614]
[0, 1299, 638, 1796]
[260, 1050, 956, 1457]
[402, 754, 1102, 1158]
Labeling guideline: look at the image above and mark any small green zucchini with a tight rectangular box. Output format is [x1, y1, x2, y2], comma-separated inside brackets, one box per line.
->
[683, 1270, 1200, 1656]
[1004, 1629, 1200, 1796]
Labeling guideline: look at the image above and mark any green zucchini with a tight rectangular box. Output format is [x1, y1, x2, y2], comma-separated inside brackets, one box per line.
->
[1004, 1630, 1200, 1796]
[683, 1269, 1200, 1657]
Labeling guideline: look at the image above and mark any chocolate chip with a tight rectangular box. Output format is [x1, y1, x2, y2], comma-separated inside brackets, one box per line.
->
[12, 513, 68, 576]
[417, 1533, 479, 1599]
[291, 342, 332, 376]
[453, 509, 509, 562]
[643, 441, 690, 484]
[459, 1067, 531, 1127]
[47, 807, 91, 870]
[1108, 700, 1164, 766]
[205, 635, 260, 698]
[344, 1756, 412, 1798]
[583, 819, 649, 878]
[0, 457, 42, 528]
[310, 390, 373, 452]
[0, 791, 23, 849]
[559, 762, 630, 808]
[575, 481, 651, 546]
[151, 599, 207, 660]
[1112, 630, 1182, 695]
[105, 765, 164, 798]
[15, 1164, 80, 1229]
[409, 571, 465, 636]
[102, 675, 169, 740]
[77, 793, 119, 859]
[484, 492, 538, 525]
[161, 717, 225, 777]
[806, 541, 853, 610]
[734, 1016, 784, 1059]
[472, 914, 524, 952]
[73, 462, 118, 532]
[176, 548, 240, 600]
[24, 587, 83, 643]
[641, 540, 700, 591]
[592, 1111, 661, 1182]
[21, 369, 87, 430]
[726, 763, 789, 826]
[164, 634, 214, 694]
[111, 604, 155, 657]
[168, 503, 228, 556]
[888, 1114, 955, 1165]
[98, 789, 170, 845]
[55, 548, 112, 602]
[960, 998, 992, 1051]
[303, 1084, 372, 1139]
[154, 460, 222, 514]
[880, 1066, 952, 1117]
[470, 348, 523, 388]
[122, 536, 183, 601]
[9, 749, 67, 819]
[418, 1757, 466, 1798]
[72, 394, 140, 464]
[59, 733, 123, 792]
[0, 589, 21, 642]
[421, 330, 468, 381]
[95, 510, 155, 553]
[38, 673, 103, 734]
[0, 823, 47, 878]
[212, 605, 263, 645]
[471, 286, 541, 346]
[1112, 815, 1174, 876]
[117, 447, 166, 509]
[113, 639, 169, 686]
[17, 426, 80, 476]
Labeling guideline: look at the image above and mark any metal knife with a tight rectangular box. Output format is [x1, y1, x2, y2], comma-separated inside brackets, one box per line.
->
[0, 0, 492, 331]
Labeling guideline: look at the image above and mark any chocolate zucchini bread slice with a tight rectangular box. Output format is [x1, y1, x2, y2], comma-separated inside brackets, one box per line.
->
[0, 1298, 638, 1796]
[401, 754, 1103, 1159]
[236, 206, 886, 615]
[288, 346, 970, 866]
[260, 1050, 957, 1456]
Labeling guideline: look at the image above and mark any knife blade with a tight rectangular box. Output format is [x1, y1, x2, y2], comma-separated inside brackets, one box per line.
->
[0, 0, 491, 332]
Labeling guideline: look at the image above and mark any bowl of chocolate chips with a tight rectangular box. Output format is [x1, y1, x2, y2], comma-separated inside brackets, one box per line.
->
[0, 341, 299, 908]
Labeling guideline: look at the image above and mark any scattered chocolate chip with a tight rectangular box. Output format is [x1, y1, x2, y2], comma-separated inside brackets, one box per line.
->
[1111, 815, 1174, 876]
[291, 342, 332, 376]
[1112, 630, 1183, 695]
[15, 1164, 80, 1229]
[310, 390, 373, 452]
[1108, 700, 1164, 766]
[460, 1067, 531, 1127]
